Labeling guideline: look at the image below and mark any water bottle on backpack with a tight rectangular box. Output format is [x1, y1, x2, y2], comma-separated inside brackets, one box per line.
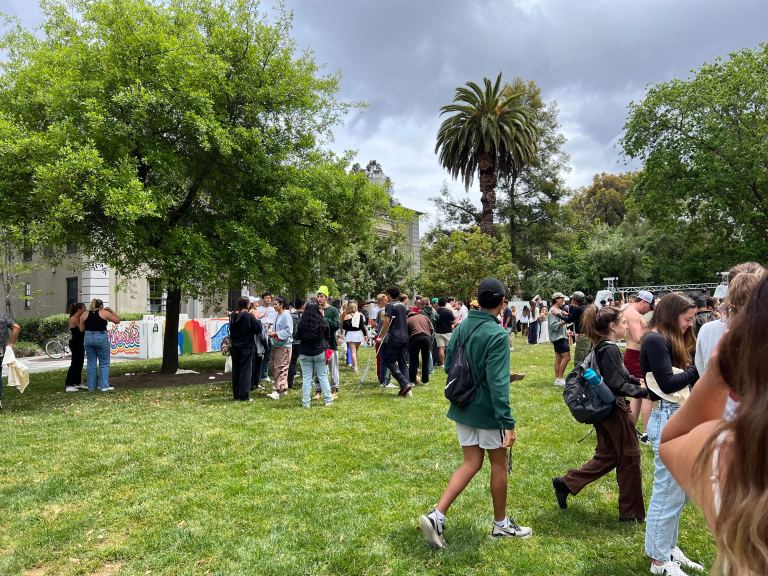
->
[583, 368, 615, 405]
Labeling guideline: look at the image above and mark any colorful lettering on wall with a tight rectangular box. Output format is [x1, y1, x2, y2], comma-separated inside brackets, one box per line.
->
[109, 322, 141, 356]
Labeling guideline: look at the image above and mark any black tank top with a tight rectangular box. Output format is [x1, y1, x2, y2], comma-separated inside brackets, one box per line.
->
[69, 325, 84, 344]
[84, 310, 108, 331]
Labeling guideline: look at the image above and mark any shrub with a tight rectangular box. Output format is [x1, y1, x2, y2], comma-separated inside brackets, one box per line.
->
[12, 340, 43, 357]
[17, 314, 69, 346]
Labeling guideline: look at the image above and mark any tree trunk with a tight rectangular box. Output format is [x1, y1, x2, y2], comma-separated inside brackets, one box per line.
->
[508, 171, 518, 261]
[161, 286, 182, 374]
[478, 158, 497, 235]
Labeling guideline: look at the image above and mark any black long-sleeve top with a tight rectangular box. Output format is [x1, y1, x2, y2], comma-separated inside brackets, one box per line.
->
[295, 320, 330, 357]
[594, 340, 647, 399]
[342, 316, 368, 336]
[640, 331, 699, 401]
[229, 311, 262, 349]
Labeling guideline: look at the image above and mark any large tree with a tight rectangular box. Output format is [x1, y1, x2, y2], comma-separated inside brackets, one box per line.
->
[435, 74, 538, 235]
[0, 0, 387, 372]
[622, 43, 768, 260]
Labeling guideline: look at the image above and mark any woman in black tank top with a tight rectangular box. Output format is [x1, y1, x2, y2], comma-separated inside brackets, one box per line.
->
[65, 303, 87, 392]
[78, 299, 120, 391]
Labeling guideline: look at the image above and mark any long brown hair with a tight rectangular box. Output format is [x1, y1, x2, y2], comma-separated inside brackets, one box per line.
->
[646, 292, 695, 368]
[696, 274, 768, 575]
[581, 304, 621, 345]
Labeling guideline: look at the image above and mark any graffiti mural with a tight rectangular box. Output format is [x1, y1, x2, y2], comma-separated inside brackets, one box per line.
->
[178, 319, 229, 355]
[109, 321, 142, 356]
[210, 324, 229, 352]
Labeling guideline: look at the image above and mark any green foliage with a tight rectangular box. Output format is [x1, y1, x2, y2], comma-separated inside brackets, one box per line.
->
[419, 228, 518, 300]
[0, 0, 386, 370]
[16, 314, 69, 346]
[622, 42, 768, 259]
[569, 172, 636, 228]
[11, 340, 42, 357]
[436, 74, 539, 234]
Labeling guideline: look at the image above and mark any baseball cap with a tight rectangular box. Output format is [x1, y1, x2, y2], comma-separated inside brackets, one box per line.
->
[431, 297, 438, 304]
[637, 290, 655, 310]
[552, 291, 566, 300]
[477, 278, 506, 308]
[316, 285, 329, 297]
[571, 291, 585, 301]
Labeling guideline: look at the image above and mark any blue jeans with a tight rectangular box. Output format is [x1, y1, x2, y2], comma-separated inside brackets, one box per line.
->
[300, 353, 332, 406]
[645, 401, 688, 561]
[85, 331, 111, 391]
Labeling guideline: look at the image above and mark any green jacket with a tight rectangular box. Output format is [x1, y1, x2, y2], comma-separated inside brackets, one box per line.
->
[445, 310, 515, 430]
[323, 305, 340, 350]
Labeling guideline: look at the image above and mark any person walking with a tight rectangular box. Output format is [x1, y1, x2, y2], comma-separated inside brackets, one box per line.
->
[552, 305, 648, 520]
[295, 301, 333, 407]
[342, 301, 368, 372]
[229, 296, 262, 401]
[641, 293, 702, 576]
[406, 308, 433, 385]
[79, 299, 120, 392]
[266, 296, 293, 400]
[380, 285, 412, 396]
[418, 278, 532, 549]
[433, 298, 454, 367]
[65, 303, 87, 392]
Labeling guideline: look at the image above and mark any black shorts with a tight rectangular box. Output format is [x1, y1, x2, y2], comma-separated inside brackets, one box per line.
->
[553, 338, 570, 354]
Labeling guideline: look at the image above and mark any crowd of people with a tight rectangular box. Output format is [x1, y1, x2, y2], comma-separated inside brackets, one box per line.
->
[3, 264, 767, 575]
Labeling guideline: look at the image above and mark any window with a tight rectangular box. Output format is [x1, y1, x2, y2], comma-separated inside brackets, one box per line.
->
[66, 277, 78, 312]
[24, 283, 31, 309]
[66, 243, 77, 254]
[43, 245, 55, 258]
[147, 278, 166, 313]
[22, 248, 33, 262]
[227, 289, 241, 312]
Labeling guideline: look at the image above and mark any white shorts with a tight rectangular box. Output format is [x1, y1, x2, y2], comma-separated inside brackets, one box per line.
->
[345, 330, 364, 343]
[455, 422, 505, 450]
[435, 332, 452, 348]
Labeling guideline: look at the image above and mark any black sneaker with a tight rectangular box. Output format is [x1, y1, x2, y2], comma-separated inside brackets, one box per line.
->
[418, 511, 445, 549]
[552, 477, 570, 509]
[636, 429, 650, 444]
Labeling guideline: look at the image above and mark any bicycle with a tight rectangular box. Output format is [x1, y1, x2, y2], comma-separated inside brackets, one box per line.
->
[44, 334, 71, 359]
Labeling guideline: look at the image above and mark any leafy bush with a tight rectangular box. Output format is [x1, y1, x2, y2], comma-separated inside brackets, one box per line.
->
[12, 340, 43, 357]
[17, 314, 69, 346]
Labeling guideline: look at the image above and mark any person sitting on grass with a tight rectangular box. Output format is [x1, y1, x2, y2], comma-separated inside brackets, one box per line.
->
[418, 278, 532, 549]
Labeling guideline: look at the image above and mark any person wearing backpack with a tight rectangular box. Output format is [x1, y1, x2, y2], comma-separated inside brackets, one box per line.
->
[551, 305, 649, 521]
[287, 299, 304, 389]
[418, 278, 532, 549]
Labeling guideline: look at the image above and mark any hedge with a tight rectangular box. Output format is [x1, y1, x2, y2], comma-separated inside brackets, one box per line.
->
[17, 312, 158, 347]
[12, 341, 43, 357]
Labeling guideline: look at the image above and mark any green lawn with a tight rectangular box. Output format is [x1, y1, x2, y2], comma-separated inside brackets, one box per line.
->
[0, 342, 715, 575]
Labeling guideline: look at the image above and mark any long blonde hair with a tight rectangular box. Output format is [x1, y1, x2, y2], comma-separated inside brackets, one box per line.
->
[343, 302, 358, 317]
[724, 262, 766, 317]
[696, 275, 768, 575]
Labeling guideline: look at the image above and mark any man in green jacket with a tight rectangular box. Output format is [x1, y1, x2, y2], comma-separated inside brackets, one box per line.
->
[419, 278, 532, 548]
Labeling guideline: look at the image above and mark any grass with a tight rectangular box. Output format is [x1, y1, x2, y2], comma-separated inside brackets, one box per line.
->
[0, 341, 715, 575]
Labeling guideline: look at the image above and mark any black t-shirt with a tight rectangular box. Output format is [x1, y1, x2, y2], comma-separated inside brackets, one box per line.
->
[434, 306, 455, 334]
[385, 302, 409, 345]
[570, 304, 587, 334]
[502, 307, 512, 327]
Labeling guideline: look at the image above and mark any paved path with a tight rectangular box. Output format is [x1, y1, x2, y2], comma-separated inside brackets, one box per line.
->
[3, 355, 130, 375]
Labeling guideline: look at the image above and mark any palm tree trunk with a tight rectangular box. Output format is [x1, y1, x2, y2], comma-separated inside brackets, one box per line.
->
[508, 170, 518, 260]
[478, 157, 497, 235]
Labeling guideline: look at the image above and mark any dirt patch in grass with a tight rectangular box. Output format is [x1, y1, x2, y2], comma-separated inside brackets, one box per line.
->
[110, 370, 230, 390]
[90, 561, 123, 576]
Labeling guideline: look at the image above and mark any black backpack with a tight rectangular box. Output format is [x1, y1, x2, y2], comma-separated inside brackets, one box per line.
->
[562, 341, 616, 424]
[291, 311, 301, 340]
[444, 323, 483, 408]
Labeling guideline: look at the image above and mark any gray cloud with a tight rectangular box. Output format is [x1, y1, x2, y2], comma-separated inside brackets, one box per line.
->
[4, 0, 768, 218]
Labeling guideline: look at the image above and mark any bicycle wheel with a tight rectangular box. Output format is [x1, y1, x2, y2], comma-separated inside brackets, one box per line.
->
[45, 338, 65, 359]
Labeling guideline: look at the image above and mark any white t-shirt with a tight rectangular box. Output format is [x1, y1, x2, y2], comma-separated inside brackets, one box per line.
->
[695, 319, 727, 374]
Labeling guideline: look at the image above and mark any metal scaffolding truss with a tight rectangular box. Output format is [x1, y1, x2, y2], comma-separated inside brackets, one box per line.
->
[614, 283, 722, 293]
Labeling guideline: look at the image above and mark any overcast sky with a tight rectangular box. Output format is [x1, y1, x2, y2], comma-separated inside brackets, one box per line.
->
[3, 0, 768, 222]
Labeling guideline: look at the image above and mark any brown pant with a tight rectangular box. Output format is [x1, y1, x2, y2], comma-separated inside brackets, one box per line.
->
[561, 398, 645, 519]
[269, 346, 292, 392]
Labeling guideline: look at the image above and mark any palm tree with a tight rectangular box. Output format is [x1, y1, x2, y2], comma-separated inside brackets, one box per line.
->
[436, 74, 538, 235]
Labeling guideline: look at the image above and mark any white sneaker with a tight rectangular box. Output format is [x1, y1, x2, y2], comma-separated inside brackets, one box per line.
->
[418, 511, 446, 549]
[554, 378, 566, 387]
[383, 383, 398, 389]
[65, 386, 79, 393]
[670, 548, 704, 572]
[266, 391, 280, 400]
[263, 376, 271, 383]
[491, 519, 532, 539]
[99, 386, 115, 392]
[650, 560, 690, 576]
